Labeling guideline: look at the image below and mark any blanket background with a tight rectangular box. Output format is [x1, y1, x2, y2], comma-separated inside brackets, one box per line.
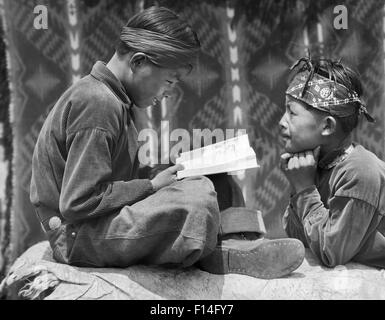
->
[0, 0, 384, 281]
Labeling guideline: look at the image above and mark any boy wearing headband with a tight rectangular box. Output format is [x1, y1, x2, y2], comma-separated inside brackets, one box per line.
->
[30, 6, 305, 278]
[279, 57, 385, 268]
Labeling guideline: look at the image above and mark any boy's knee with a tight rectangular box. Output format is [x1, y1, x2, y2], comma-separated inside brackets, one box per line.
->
[177, 176, 219, 218]
[183, 176, 217, 205]
[180, 175, 216, 193]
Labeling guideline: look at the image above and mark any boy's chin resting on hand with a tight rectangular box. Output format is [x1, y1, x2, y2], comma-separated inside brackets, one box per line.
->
[280, 146, 320, 194]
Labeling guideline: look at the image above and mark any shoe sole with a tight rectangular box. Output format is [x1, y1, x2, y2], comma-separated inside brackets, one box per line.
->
[199, 239, 305, 279]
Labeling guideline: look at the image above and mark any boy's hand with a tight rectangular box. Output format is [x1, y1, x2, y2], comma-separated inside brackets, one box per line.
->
[150, 164, 184, 192]
[280, 146, 320, 193]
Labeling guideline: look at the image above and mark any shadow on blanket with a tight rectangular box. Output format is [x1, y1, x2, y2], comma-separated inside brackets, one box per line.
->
[1, 241, 385, 300]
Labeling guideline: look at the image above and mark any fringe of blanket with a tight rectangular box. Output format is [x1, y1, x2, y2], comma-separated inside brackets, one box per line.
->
[0, 266, 60, 300]
[18, 271, 60, 300]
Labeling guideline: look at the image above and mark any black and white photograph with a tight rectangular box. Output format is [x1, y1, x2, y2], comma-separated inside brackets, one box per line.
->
[0, 0, 384, 309]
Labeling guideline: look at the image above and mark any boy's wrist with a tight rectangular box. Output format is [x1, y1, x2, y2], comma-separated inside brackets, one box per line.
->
[290, 185, 317, 200]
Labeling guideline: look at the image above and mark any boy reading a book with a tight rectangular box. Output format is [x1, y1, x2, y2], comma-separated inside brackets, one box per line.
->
[30, 6, 304, 279]
[279, 56, 385, 268]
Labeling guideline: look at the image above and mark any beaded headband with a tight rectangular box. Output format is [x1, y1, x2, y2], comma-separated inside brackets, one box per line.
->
[286, 57, 375, 122]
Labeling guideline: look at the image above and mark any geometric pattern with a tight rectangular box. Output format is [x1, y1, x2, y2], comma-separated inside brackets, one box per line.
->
[2, 0, 71, 263]
[79, 1, 136, 74]
[1, 0, 384, 267]
[241, 0, 385, 238]
[172, 3, 228, 132]
[25, 64, 60, 101]
[252, 52, 288, 90]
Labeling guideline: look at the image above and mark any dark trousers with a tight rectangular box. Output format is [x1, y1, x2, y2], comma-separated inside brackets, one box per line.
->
[51, 176, 220, 268]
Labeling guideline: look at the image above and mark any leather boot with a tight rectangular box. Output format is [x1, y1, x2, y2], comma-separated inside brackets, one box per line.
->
[197, 237, 305, 279]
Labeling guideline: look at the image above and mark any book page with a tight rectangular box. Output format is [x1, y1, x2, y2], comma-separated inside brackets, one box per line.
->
[176, 134, 259, 179]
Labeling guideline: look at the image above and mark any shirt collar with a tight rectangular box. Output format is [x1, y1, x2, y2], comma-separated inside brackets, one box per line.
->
[90, 61, 132, 108]
[318, 144, 355, 170]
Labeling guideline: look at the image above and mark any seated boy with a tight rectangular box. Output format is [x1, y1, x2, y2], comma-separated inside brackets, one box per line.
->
[30, 6, 304, 279]
[279, 56, 385, 268]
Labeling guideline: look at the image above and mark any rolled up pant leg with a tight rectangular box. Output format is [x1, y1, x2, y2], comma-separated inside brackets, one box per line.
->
[67, 176, 220, 268]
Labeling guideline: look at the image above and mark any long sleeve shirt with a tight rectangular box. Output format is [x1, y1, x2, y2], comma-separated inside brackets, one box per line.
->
[30, 61, 154, 228]
[283, 144, 385, 268]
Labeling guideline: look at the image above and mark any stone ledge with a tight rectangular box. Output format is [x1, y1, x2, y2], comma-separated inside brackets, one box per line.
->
[1, 241, 385, 300]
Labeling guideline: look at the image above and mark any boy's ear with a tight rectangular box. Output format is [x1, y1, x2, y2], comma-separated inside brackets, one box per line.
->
[129, 52, 148, 73]
[321, 116, 337, 137]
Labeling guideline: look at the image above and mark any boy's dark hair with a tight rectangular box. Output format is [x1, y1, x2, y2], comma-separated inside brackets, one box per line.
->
[291, 58, 363, 133]
[116, 6, 200, 70]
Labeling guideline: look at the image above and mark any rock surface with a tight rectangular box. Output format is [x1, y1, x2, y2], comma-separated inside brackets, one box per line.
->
[1, 241, 385, 300]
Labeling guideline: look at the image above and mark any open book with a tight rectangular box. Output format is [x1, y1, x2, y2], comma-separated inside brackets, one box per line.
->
[176, 134, 259, 179]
